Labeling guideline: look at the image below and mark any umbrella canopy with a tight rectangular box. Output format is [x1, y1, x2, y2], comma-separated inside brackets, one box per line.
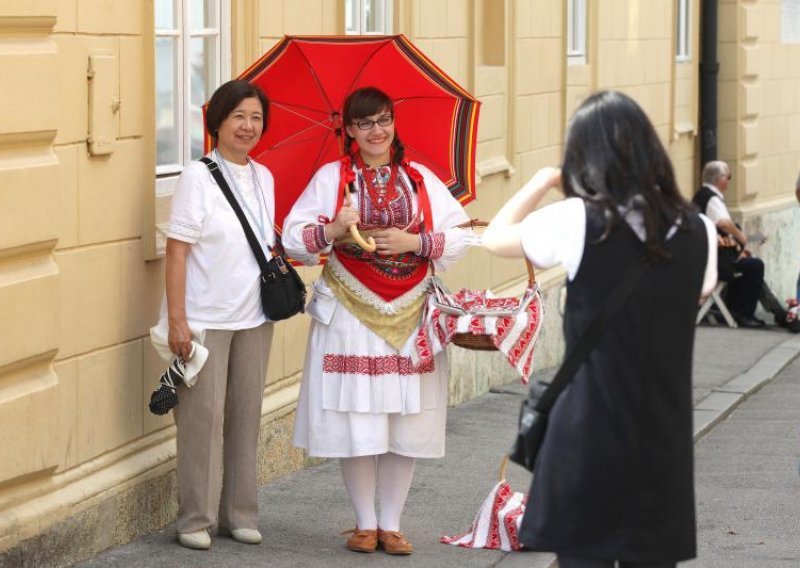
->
[208, 35, 480, 234]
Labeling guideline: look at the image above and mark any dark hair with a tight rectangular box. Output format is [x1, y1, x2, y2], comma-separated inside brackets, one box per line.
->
[561, 90, 693, 260]
[205, 80, 269, 142]
[343, 87, 405, 165]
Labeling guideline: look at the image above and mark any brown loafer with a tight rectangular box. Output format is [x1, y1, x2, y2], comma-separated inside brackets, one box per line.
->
[377, 529, 413, 555]
[341, 528, 378, 553]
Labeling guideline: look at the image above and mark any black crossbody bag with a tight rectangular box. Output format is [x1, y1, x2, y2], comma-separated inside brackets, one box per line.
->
[509, 255, 649, 471]
[201, 157, 306, 321]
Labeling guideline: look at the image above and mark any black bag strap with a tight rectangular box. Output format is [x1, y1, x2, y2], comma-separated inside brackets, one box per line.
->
[535, 255, 650, 411]
[200, 157, 272, 274]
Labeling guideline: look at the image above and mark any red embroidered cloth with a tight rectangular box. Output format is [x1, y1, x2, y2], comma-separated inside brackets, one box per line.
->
[414, 287, 543, 382]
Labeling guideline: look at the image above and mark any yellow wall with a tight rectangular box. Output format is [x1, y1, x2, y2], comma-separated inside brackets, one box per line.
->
[1, 0, 798, 563]
[718, 0, 800, 204]
[715, 0, 800, 297]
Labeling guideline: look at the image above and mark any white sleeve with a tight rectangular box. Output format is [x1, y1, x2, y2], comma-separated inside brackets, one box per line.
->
[704, 196, 731, 224]
[700, 214, 718, 297]
[416, 164, 471, 272]
[281, 162, 340, 265]
[167, 162, 212, 244]
[519, 198, 586, 281]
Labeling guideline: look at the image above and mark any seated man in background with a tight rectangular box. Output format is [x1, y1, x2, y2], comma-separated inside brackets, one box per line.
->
[795, 171, 800, 300]
[693, 161, 788, 329]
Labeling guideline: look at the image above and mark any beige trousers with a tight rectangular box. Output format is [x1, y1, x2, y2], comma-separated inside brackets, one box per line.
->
[174, 322, 274, 534]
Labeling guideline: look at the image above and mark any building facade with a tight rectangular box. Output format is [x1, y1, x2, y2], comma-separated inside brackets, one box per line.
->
[1, 0, 798, 564]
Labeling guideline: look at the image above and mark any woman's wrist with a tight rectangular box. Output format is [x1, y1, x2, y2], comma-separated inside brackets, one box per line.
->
[168, 312, 187, 326]
[324, 223, 337, 242]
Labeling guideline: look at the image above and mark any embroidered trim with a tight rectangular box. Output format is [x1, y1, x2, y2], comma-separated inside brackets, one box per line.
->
[418, 233, 433, 257]
[357, 167, 417, 230]
[168, 218, 202, 239]
[302, 224, 329, 253]
[314, 224, 329, 249]
[430, 232, 446, 259]
[326, 254, 431, 315]
[323, 354, 435, 376]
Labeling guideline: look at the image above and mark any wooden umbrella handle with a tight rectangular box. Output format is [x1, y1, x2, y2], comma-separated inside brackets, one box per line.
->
[350, 225, 376, 252]
[345, 182, 377, 252]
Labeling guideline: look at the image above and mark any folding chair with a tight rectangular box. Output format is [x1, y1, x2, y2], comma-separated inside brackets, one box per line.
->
[696, 281, 737, 328]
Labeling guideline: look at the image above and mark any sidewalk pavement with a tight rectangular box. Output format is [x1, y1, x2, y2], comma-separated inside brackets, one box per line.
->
[76, 323, 800, 568]
[687, 333, 800, 568]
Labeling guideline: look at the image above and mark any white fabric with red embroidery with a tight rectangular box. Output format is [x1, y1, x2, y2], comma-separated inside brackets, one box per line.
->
[414, 285, 543, 382]
[440, 479, 527, 552]
[292, 279, 450, 458]
[284, 160, 472, 458]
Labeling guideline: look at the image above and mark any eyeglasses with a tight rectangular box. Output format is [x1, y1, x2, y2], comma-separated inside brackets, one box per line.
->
[353, 114, 394, 130]
[726, 173, 732, 180]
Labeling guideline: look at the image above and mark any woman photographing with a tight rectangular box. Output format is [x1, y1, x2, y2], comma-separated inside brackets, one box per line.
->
[483, 91, 717, 568]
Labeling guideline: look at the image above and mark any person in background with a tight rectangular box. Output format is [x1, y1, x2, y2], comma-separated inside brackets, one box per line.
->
[159, 80, 275, 550]
[282, 87, 471, 556]
[483, 90, 717, 568]
[694, 161, 789, 329]
[795, 171, 800, 299]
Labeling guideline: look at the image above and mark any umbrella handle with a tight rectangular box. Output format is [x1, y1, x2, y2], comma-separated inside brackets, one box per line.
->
[349, 225, 377, 252]
[344, 181, 377, 252]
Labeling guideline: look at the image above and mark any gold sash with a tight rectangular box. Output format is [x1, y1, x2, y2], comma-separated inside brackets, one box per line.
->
[322, 263, 429, 351]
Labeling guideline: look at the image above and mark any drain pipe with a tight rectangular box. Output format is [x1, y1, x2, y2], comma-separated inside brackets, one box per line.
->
[699, 0, 719, 165]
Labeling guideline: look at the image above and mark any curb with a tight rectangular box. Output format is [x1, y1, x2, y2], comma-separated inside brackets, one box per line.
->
[693, 334, 800, 441]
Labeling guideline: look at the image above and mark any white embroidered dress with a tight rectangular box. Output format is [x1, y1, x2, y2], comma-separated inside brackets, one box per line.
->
[283, 160, 470, 458]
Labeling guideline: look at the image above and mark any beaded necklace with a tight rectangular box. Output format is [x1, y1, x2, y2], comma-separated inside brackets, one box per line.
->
[354, 153, 399, 211]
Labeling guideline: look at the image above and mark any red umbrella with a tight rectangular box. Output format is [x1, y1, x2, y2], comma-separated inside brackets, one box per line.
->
[207, 35, 480, 236]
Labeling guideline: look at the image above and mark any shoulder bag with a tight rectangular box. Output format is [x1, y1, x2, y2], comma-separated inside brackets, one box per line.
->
[201, 157, 306, 321]
[716, 234, 741, 282]
[509, 254, 650, 471]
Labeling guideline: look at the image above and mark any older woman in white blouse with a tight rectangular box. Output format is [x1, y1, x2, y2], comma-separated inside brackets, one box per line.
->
[160, 80, 275, 550]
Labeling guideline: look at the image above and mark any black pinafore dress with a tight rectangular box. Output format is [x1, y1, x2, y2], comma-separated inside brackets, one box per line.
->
[520, 206, 707, 563]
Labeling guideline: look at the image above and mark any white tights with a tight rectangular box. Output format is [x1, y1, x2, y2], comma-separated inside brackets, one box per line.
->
[339, 453, 416, 532]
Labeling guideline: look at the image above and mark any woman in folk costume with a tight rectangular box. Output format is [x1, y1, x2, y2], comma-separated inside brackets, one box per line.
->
[282, 87, 471, 555]
[483, 91, 718, 568]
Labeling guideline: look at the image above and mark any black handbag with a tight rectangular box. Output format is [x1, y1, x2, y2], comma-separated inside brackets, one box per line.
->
[201, 157, 306, 321]
[509, 255, 650, 472]
[717, 242, 740, 282]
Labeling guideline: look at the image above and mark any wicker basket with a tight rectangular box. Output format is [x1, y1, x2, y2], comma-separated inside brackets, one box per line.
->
[446, 220, 538, 351]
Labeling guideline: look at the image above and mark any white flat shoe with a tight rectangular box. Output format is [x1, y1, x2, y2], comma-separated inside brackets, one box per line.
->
[177, 529, 211, 550]
[229, 528, 262, 544]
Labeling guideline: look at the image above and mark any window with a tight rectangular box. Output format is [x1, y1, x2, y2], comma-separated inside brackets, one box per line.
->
[782, 0, 800, 43]
[155, 0, 230, 179]
[567, 0, 587, 65]
[676, 0, 691, 61]
[345, 0, 392, 35]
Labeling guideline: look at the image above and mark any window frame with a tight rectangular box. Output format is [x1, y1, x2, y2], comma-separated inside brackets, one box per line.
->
[152, 0, 231, 256]
[345, 0, 393, 35]
[155, 0, 231, 182]
[567, 0, 587, 65]
[676, 0, 692, 62]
